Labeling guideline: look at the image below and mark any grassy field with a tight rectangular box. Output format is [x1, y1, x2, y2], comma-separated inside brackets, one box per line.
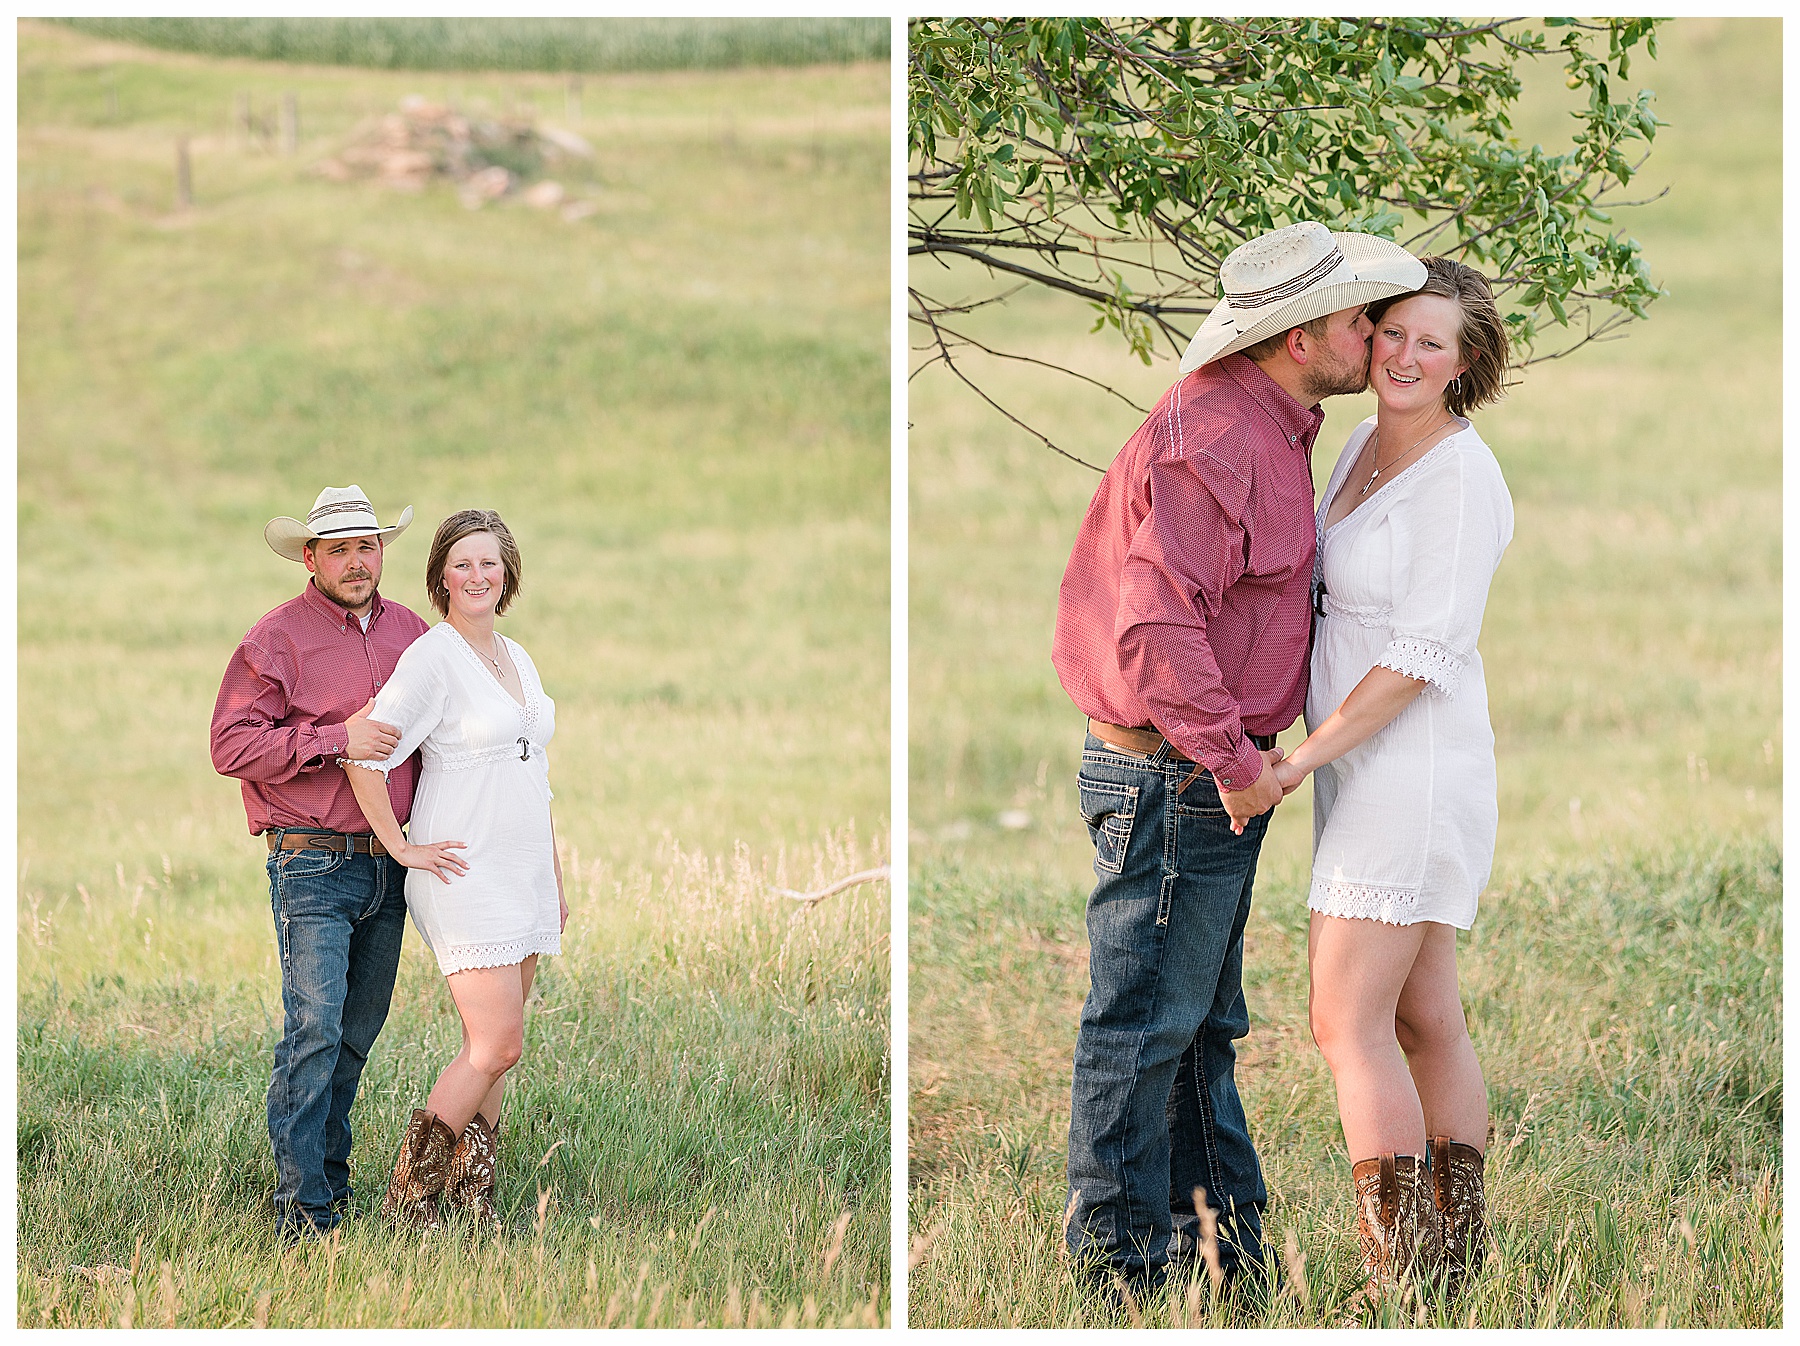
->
[908, 18, 1779, 1328]
[19, 20, 888, 1327]
[55, 17, 889, 74]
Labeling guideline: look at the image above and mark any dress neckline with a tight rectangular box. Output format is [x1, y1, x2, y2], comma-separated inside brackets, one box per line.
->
[443, 623, 531, 711]
[1321, 417, 1468, 537]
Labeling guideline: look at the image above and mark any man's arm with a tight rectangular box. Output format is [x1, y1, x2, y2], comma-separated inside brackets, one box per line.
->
[1114, 454, 1270, 795]
[209, 642, 398, 782]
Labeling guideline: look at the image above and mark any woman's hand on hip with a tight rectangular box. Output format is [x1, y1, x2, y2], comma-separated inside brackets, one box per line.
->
[396, 839, 469, 883]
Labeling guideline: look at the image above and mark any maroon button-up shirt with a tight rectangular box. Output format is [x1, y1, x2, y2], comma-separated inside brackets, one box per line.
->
[211, 581, 431, 835]
[1052, 354, 1324, 790]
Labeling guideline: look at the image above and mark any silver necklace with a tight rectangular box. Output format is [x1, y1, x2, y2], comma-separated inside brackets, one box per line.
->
[466, 630, 506, 679]
[1361, 417, 1454, 496]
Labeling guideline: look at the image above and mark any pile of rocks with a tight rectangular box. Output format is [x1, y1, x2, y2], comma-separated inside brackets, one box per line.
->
[314, 95, 597, 215]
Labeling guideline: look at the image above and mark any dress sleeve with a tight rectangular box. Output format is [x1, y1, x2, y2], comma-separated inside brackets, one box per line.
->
[1377, 449, 1513, 697]
[345, 637, 450, 775]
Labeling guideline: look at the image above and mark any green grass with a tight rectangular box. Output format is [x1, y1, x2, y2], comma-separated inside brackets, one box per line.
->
[19, 20, 888, 1327]
[21, 835, 887, 1327]
[907, 17, 1779, 1329]
[53, 17, 890, 73]
[911, 842, 1779, 1328]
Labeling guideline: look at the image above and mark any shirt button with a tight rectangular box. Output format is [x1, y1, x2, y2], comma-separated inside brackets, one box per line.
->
[1221, 777, 1232, 786]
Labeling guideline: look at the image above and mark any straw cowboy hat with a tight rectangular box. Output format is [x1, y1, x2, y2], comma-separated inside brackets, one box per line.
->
[265, 485, 414, 562]
[1179, 221, 1427, 374]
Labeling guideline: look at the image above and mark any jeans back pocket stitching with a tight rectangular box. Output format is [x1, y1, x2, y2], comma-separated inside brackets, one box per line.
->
[1077, 778, 1139, 876]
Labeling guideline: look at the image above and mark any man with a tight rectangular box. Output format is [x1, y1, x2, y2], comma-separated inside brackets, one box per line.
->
[211, 485, 428, 1242]
[1052, 222, 1426, 1293]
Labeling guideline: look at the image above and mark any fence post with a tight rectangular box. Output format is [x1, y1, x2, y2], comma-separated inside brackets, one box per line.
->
[280, 93, 298, 155]
[176, 136, 192, 208]
[566, 75, 582, 123]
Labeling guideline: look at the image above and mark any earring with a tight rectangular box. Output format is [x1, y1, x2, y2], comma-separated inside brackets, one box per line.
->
[1450, 374, 1463, 396]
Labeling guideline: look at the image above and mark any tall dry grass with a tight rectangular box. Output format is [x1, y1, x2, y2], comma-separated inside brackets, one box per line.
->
[20, 830, 890, 1328]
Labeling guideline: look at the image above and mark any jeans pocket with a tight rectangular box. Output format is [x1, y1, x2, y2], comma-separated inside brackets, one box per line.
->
[1175, 769, 1228, 819]
[277, 846, 348, 877]
[272, 847, 350, 911]
[1078, 777, 1139, 875]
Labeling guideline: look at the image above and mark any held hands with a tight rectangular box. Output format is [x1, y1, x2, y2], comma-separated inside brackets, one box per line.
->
[396, 839, 469, 884]
[344, 697, 401, 762]
[1218, 747, 1287, 835]
[1273, 757, 1308, 797]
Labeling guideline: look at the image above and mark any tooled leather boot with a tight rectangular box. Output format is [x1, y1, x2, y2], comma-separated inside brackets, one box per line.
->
[1350, 1152, 1444, 1298]
[1429, 1135, 1487, 1292]
[380, 1108, 457, 1230]
[444, 1111, 501, 1228]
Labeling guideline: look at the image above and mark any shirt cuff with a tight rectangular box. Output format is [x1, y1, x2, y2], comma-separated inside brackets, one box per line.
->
[1210, 738, 1266, 793]
[306, 723, 348, 770]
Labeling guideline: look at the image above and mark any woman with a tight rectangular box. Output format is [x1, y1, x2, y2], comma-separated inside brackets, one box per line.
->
[343, 508, 568, 1231]
[1271, 257, 1513, 1295]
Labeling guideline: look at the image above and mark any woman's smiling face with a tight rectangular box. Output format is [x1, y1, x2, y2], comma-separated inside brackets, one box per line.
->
[442, 531, 505, 622]
[1371, 293, 1468, 414]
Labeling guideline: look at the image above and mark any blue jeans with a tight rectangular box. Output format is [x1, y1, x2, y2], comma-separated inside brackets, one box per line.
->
[265, 838, 408, 1236]
[1065, 734, 1272, 1288]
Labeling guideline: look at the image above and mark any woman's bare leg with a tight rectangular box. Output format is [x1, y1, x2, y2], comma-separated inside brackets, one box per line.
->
[472, 955, 537, 1126]
[1394, 925, 1488, 1149]
[1308, 912, 1430, 1159]
[424, 963, 527, 1136]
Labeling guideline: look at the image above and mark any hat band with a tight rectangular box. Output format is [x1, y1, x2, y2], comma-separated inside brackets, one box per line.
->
[309, 499, 377, 524]
[1225, 245, 1346, 311]
[314, 522, 384, 537]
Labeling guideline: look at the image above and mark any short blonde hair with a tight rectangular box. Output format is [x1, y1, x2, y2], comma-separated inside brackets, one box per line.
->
[424, 509, 522, 618]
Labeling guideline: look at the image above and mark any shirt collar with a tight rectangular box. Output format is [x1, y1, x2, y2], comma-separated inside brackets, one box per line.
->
[302, 578, 382, 631]
[1218, 352, 1326, 449]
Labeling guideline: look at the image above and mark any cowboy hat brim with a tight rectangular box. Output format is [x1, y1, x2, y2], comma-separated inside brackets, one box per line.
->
[1179, 232, 1428, 375]
[264, 505, 414, 563]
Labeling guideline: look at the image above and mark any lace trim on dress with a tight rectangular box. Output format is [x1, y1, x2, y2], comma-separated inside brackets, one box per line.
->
[1309, 876, 1421, 926]
[422, 743, 535, 772]
[443, 625, 543, 756]
[1319, 593, 1392, 628]
[436, 932, 561, 974]
[1376, 635, 1466, 697]
[505, 636, 540, 744]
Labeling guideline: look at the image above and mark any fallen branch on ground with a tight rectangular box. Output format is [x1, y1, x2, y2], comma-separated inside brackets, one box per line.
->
[772, 866, 890, 907]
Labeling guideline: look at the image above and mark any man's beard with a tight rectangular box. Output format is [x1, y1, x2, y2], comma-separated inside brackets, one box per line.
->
[1304, 343, 1371, 401]
[316, 572, 378, 610]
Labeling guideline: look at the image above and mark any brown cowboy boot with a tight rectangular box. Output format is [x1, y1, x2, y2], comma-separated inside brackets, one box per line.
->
[1429, 1135, 1487, 1293]
[380, 1108, 457, 1230]
[444, 1111, 501, 1228]
[1350, 1152, 1444, 1300]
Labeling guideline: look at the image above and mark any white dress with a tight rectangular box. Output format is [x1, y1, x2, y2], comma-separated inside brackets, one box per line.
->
[350, 622, 561, 973]
[1306, 417, 1513, 929]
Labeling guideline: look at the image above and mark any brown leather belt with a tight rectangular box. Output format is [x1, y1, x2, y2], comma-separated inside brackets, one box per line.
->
[1088, 719, 1278, 759]
[267, 831, 388, 857]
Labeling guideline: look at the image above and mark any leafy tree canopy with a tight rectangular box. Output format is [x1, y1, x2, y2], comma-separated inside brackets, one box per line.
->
[910, 17, 1666, 458]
